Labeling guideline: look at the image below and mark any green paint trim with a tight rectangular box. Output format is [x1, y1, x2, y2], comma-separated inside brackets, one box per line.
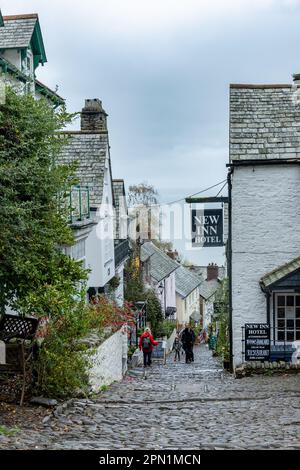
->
[35, 81, 65, 107]
[0, 57, 28, 83]
[0, 11, 4, 28]
[30, 19, 47, 69]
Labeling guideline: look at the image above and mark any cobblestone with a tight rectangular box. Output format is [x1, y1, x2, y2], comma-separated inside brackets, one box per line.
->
[0, 345, 299, 449]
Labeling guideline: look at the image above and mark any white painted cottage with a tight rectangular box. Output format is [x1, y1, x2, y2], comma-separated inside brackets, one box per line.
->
[229, 76, 300, 368]
[59, 99, 117, 296]
[113, 179, 130, 306]
[141, 242, 178, 318]
[175, 266, 201, 326]
[0, 10, 64, 106]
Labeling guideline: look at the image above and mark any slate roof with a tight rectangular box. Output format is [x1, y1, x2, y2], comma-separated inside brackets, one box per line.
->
[58, 133, 108, 207]
[260, 256, 300, 289]
[0, 15, 38, 49]
[230, 83, 300, 161]
[141, 242, 179, 282]
[175, 266, 201, 299]
[189, 266, 226, 281]
[199, 279, 221, 300]
[186, 266, 225, 300]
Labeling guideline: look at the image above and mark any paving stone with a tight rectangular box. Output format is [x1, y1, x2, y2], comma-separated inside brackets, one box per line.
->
[1, 345, 299, 450]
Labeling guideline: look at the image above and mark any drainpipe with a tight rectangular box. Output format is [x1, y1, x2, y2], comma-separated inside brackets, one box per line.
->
[227, 167, 234, 372]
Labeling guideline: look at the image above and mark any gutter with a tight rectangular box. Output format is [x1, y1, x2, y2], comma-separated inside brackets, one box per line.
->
[227, 158, 300, 167]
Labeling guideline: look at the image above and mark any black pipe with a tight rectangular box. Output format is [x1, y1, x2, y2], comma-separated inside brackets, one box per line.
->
[227, 167, 234, 372]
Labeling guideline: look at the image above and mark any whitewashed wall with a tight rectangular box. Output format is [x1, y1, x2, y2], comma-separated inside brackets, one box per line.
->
[114, 264, 125, 306]
[85, 159, 115, 288]
[88, 328, 128, 391]
[176, 288, 200, 325]
[156, 271, 176, 314]
[231, 164, 300, 366]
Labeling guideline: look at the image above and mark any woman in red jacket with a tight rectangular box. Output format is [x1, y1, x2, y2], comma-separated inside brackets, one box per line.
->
[139, 327, 159, 368]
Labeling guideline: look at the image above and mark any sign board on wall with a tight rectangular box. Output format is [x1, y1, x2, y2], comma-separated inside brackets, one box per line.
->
[245, 323, 270, 361]
[191, 209, 224, 247]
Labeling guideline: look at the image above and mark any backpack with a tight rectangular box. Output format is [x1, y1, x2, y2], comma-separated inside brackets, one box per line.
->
[142, 335, 151, 350]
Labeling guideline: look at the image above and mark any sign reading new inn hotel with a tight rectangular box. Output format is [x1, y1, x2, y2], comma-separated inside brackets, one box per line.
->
[191, 209, 224, 247]
[245, 323, 270, 361]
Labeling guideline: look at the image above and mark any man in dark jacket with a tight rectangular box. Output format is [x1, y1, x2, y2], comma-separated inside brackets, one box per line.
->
[139, 327, 159, 367]
[181, 326, 196, 363]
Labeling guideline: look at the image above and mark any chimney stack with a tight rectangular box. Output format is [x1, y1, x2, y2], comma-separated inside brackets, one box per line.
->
[167, 250, 179, 261]
[292, 74, 300, 85]
[207, 263, 219, 281]
[81, 99, 108, 132]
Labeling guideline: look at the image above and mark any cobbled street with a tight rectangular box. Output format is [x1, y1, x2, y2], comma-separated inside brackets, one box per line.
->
[1, 345, 300, 450]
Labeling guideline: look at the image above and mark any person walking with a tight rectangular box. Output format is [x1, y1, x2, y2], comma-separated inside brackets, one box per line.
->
[139, 327, 159, 368]
[181, 325, 196, 363]
[173, 333, 182, 362]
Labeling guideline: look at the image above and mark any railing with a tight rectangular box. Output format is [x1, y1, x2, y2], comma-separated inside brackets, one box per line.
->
[114, 239, 130, 267]
[69, 186, 90, 223]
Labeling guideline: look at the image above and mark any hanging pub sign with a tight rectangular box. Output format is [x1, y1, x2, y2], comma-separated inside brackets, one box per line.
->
[245, 323, 270, 361]
[191, 209, 224, 247]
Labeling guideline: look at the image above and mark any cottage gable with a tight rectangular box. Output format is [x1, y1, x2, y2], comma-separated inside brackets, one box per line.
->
[175, 266, 201, 299]
[0, 14, 47, 68]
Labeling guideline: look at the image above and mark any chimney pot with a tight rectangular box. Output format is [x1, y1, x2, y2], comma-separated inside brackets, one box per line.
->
[207, 263, 219, 281]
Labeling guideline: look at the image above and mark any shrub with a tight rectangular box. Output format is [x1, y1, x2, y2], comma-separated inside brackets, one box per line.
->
[34, 295, 135, 398]
[156, 320, 176, 339]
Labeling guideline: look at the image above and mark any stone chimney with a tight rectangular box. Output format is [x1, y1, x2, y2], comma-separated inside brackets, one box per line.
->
[81, 99, 108, 132]
[167, 250, 179, 261]
[292, 74, 300, 85]
[207, 263, 219, 281]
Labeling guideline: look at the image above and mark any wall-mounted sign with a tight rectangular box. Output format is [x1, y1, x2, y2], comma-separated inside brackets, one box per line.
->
[245, 323, 270, 361]
[191, 209, 224, 247]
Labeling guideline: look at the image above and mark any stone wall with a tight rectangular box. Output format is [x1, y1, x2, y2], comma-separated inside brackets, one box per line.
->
[235, 361, 300, 379]
[88, 328, 128, 392]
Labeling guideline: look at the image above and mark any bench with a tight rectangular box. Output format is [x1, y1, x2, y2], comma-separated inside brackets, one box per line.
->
[270, 344, 296, 363]
[0, 313, 39, 405]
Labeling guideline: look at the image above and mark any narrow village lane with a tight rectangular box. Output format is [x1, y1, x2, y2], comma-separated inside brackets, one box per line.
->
[1, 345, 300, 450]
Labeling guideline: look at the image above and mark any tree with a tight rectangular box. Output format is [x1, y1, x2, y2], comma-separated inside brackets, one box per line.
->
[128, 182, 160, 241]
[0, 87, 86, 316]
[128, 182, 158, 207]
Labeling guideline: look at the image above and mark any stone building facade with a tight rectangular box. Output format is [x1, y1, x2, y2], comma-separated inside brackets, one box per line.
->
[229, 77, 300, 367]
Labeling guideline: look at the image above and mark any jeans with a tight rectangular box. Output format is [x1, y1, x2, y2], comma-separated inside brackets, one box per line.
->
[143, 351, 152, 367]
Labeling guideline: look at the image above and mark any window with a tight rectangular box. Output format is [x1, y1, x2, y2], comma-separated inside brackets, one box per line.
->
[275, 294, 300, 342]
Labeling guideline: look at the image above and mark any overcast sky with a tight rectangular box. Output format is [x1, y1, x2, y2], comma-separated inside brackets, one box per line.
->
[3, 0, 300, 264]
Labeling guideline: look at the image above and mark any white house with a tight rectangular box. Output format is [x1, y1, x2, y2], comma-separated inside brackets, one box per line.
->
[229, 76, 300, 368]
[113, 179, 130, 306]
[175, 266, 201, 326]
[0, 10, 64, 106]
[188, 264, 226, 329]
[58, 99, 116, 296]
[141, 242, 178, 318]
